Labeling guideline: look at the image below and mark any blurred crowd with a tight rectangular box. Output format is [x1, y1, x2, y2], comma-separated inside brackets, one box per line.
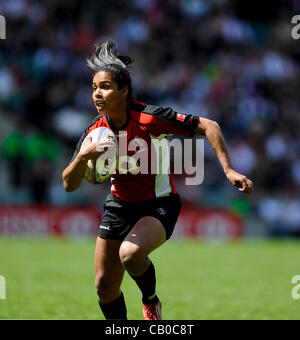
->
[0, 0, 300, 235]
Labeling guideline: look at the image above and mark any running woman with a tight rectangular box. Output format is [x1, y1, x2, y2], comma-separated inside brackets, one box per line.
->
[62, 41, 253, 320]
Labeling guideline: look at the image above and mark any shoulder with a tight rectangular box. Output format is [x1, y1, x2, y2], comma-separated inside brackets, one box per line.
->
[130, 101, 199, 137]
[130, 101, 175, 124]
[86, 114, 105, 132]
[76, 114, 104, 143]
[131, 101, 165, 116]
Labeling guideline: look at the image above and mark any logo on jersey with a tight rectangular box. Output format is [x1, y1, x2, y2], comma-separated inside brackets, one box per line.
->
[132, 137, 144, 148]
[100, 225, 111, 231]
[157, 208, 166, 215]
[176, 113, 186, 122]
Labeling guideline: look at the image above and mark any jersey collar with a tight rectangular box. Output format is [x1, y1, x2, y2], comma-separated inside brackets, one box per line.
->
[105, 105, 131, 131]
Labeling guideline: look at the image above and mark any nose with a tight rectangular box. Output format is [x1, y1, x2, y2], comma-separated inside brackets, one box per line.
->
[94, 87, 103, 98]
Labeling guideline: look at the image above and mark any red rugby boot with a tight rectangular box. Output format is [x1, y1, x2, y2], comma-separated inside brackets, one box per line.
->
[143, 301, 162, 320]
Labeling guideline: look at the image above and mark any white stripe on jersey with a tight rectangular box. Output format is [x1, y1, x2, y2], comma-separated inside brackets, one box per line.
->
[150, 134, 172, 198]
[155, 174, 172, 197]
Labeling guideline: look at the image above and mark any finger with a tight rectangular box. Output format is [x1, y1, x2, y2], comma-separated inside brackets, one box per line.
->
[82, 135, 92, 146]
[238, 179, 253, 195]
[238, 178, 247, 190]
[95, 143, 105, 152]
[95, 141, 115, 152]
[238, 183, 247, 192]
[101, 141, 116, 149]
[244, 178, 253, 194]
[247, 179, 253, 195]
[240, 178, 247, 189]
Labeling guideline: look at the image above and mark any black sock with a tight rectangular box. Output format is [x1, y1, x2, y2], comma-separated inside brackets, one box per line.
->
[99, 292, 127, 320]
[129, 261, 159, 305]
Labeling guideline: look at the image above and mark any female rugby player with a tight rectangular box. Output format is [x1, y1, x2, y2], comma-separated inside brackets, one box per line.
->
[62, 41, 253, 320]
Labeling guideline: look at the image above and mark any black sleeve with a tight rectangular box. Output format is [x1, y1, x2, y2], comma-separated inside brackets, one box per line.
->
[140, 103, 199, 137]
[69, 115, 100, 163]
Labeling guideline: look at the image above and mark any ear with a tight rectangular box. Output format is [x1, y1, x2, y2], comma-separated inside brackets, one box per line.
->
[121, 85, 128, 97]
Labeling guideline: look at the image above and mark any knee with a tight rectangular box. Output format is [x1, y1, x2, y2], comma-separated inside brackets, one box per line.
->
[95, 272, 107, 297]
[119, 243, 144, 269]
[95, 271, 117, 300]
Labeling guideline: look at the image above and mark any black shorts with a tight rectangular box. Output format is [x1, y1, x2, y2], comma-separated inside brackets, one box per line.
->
[98, 193, 182, 241]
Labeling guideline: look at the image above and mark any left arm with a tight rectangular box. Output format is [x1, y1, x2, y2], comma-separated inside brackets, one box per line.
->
[195, 117, 253, 195]
[141, 104, 253, 194]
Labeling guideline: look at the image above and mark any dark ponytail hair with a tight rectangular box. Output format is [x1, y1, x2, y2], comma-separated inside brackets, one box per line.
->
[87, 41, 135, 105]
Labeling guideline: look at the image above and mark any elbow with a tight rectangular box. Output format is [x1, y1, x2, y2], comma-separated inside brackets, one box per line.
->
[207, 119, 220, 130]
[196, 118, 220, 136]
[62, 179, 72, 192]
[63, 181, 78, 193]
[204, 120, 221, 137]
[62, 177, 77, 192]
[63, 183, 73, 193]
[62, 172, 74, 193]
[62, 167, 82, 192]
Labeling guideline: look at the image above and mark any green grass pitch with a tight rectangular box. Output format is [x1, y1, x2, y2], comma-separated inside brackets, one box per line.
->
[0, 236, 299, 320]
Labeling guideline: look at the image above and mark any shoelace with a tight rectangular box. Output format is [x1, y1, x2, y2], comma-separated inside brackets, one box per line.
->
[144, 305, 157, 319]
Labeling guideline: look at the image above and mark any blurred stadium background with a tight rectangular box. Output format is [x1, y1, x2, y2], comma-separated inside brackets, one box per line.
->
[1, 0, 300, 320]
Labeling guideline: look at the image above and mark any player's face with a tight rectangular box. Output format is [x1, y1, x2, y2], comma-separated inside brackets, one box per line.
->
[92, 71, 128, 114]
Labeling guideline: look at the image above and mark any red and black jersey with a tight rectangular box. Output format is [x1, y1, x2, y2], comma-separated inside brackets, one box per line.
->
[71, 101, 199, 203]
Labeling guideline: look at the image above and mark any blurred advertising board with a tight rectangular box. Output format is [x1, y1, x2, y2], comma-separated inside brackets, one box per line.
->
[0, 205, 242, 239]
[174, 205, 243, 240]
[0, 206, 101, 236]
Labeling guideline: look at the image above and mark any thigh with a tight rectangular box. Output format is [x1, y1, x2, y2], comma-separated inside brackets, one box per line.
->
[121, 216, 167, 260]
[98, 194, 137, 240]
[94, 236, 125, 287]
[145, 194, 182, 240]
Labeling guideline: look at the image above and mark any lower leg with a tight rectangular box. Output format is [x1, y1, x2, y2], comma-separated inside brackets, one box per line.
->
[126, 257, 159, 305]
[94, 237, 126, 319]
[119, 217, 166, 312]
[95, 276, 127, 319]
[98, 291, 127, 320]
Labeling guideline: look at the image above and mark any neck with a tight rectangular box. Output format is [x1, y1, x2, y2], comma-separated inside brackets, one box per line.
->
[107, 102, 129, 129]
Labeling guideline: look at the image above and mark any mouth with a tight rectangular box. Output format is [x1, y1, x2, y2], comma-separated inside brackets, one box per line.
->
[95, 101, 105, 110]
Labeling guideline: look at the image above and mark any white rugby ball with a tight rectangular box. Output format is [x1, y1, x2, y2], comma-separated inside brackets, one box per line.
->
[81, 127, 118, 184]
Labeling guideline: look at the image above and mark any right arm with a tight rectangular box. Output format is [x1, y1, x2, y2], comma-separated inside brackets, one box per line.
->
[62, 136, 111, 192]
[62, 152, 90, 192]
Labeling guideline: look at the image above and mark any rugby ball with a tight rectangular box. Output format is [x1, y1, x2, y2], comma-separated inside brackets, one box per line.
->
[81, 127, 118, 184]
